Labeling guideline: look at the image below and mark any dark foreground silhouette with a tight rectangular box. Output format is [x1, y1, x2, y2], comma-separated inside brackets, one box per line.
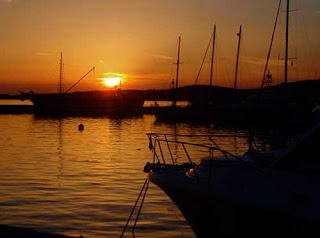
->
[0, 225, 84, 238]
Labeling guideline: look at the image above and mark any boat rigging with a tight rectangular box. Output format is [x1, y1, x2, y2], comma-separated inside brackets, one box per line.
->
[64, 67, 95, 93]
[261, 0, 282, 88]
[56, 52, 95, 94]
[194, 24, 217, 104]
[262, 0, 295, 88]
[209, 24, 216, 104]
[284, 0, 290, 88]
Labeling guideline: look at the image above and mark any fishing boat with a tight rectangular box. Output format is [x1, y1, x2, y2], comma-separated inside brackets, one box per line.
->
[143, 112, 320, 237]
[30, 53, 145, 116]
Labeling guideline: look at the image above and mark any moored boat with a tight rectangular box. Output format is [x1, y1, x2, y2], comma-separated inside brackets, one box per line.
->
[29, 53, 145, 116]
[30, 90, 145, 116]
[144, 119, 320, 237]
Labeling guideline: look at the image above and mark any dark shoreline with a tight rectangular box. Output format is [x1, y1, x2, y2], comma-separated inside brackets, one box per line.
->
[1, 79, 320, 115]
[0, 105, 34, 114]
[0, 224, 83, 238]
[2, 79, 320, 102]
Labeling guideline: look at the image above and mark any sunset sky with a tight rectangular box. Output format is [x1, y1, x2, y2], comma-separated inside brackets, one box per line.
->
[0, 0, 319, 94]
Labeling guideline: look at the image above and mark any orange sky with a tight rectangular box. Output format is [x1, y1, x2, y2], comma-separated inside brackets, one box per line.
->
[0, 0, 319, 94]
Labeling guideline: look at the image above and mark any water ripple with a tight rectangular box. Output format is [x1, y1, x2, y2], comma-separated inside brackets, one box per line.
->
[0, 114, 267, 237]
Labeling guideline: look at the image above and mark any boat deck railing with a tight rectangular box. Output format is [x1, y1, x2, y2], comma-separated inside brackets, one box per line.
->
[146, 133, 242, 166]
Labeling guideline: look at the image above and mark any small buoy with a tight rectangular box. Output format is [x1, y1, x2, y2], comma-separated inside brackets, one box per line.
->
[78, 124, 84, 131]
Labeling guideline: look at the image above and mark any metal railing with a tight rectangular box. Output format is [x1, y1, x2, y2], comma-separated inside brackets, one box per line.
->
[147, 133, 241, 166]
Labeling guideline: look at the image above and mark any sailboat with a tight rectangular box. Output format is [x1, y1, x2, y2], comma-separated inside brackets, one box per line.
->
[153, 36, 193, 121]
[193, 24, 245, 106]
[210, 2, 319, 127]
[141, 1, 320, 237]
[155, 25, 256, 123]
[154, 28, 227, 122]
[30, 53, 145, 116]
[144, 117, 320, 237]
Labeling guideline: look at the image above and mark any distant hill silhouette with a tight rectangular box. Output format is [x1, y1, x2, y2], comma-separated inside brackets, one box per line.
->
[4, 79, 320, 108]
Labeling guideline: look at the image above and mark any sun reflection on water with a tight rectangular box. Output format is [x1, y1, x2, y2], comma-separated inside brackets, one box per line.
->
[0, 114, 265, 238]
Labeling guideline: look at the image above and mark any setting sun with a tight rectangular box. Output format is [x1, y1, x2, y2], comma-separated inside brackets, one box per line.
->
[98, 72, 126, 88]
[103, 77, 121, 87]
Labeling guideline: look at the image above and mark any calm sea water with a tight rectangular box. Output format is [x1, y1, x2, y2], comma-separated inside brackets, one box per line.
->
[0, 113, 270, 238]
[0, 99, 33, 105]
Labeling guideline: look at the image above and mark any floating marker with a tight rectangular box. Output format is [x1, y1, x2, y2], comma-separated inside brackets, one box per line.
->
[78, 124, 84, 131]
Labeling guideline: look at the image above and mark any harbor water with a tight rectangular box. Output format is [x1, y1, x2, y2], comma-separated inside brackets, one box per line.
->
[0, 113, 272, 238]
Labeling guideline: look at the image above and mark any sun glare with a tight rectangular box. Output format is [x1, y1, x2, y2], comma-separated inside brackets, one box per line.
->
[103, 77, 121, 87]
[97, 72, 126, 88]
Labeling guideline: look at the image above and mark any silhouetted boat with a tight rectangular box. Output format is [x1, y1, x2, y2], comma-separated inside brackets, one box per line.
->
[153, 35, 199, 121]
[210, 0, 320, 125]
[31, 90, 145, 116]
[30, 53, 144, 116]
[154, 25, 251, 123]
[155, 1, 319, 125]
[0, 224, 79, 238]
[144, 114, 320, 237]
[142, 2, 320, 236]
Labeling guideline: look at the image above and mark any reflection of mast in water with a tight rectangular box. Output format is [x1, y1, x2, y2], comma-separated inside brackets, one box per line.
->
[109, 119, 123, 154]
[57, 119, 64, 187]
[233, 130, 238, 155]
[173, 123, 178, 163]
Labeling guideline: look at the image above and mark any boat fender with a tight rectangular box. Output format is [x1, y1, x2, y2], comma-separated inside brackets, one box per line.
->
[144, 162, 153, 173]
[78, 124, 84, 131]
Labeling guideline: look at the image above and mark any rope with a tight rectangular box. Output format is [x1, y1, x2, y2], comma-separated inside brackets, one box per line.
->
[132, 179, 150, 237]
[120, 176, 150, 238]
[194, 33, 213, 85]
[65, 67, 95, 93]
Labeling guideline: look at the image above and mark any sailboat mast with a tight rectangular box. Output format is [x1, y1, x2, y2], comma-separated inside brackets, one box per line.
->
[59, 52, 63, 94]
[175, 36, 181, 90]
[261, 0, 282, 88]
[173, 36, 181, 106]
[234, 25, 242, 90]
[284, 0, 290, 87]
[209, 24, 216, 104]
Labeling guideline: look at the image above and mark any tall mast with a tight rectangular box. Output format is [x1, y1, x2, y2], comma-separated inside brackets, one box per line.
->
[261, 0, 282, 88]
[174, 36, 181, 106]
[59, 52, 63, 94]
[209, 24, 216, 104]
[284, 0, 290, 88]
[234, 25, 242, 90]
[175, 36, 181, 90]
